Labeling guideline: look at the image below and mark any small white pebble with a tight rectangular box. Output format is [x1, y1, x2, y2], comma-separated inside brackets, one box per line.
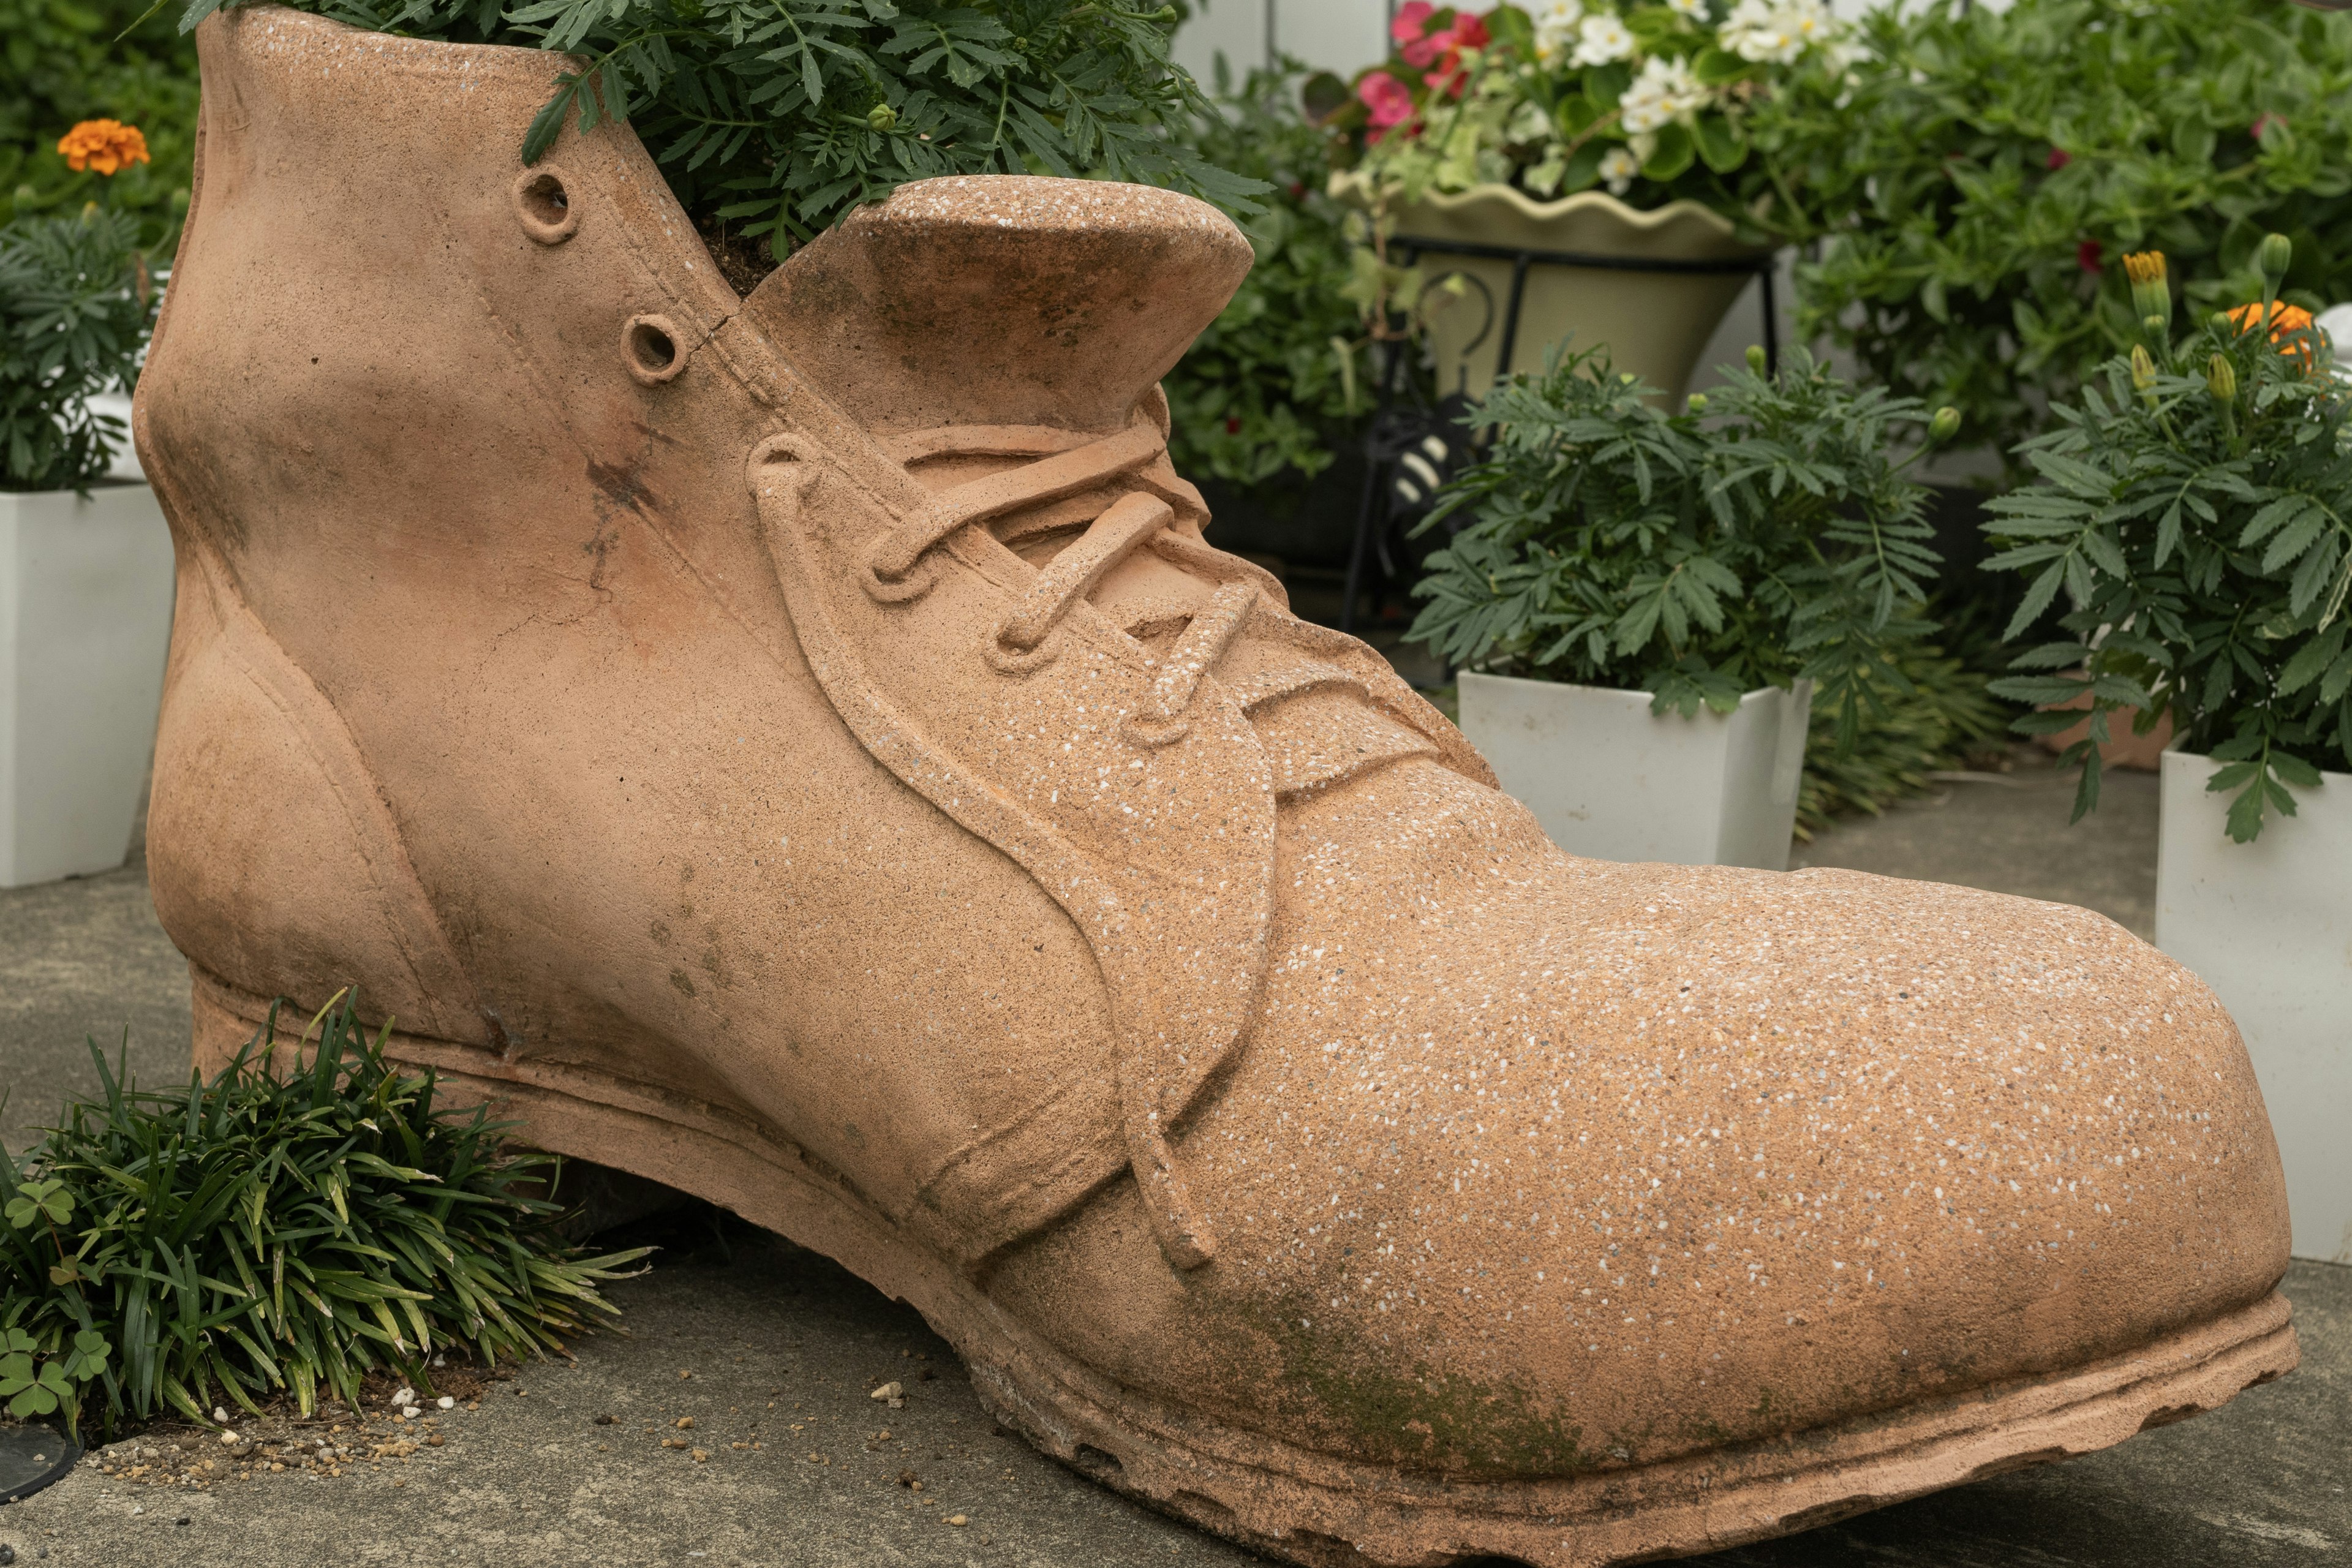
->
[437, 1395, 455, 1410]
[219, 1430, 239, 1445]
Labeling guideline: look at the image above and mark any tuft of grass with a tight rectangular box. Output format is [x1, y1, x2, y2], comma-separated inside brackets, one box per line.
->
[0, 990, 647, 1441]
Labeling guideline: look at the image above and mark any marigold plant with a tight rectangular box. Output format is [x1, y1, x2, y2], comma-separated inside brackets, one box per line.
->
[1984, 234, 2352, 842]
[55, 119, 150, 175]
[1, 203, 156, 491]
[175, 0, 1262, 264]
[1410, 342, 1959, 748]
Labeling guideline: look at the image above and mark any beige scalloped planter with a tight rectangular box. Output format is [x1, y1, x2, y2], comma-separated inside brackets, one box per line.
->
[2155, 746, 2350, 1262]
[1458, 671, 1811, 870]
[1338, 176, 1771, 400]
[0, 483, 176, 887]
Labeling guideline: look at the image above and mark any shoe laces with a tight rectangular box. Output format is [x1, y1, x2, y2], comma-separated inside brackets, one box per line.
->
[860, 417, 1262, 748]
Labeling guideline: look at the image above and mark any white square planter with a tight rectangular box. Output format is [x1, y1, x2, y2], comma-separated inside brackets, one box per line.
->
[2155, 747, 2351, 1262]
[1458, 671, 1812, 870]
[0, 484, 176, 887]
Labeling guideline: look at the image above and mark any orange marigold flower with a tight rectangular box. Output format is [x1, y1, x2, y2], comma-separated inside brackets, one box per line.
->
[2226, 301, 2318, 367]
[56, 119, 151, 176]
[2228, 300, 2314, 337]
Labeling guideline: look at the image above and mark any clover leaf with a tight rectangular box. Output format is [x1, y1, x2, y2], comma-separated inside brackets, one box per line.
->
[4, 1178, 72, 1227]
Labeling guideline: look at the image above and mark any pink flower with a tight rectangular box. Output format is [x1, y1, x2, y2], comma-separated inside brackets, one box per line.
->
[1359, 71, 1417, 142]
[2045, 148, 2070, 171]
[2078, 238, 2103, 274]
[2251, 112, 2286, 141]
[1426, 10, 1490, 87]
[1392, 2, 1436, 48]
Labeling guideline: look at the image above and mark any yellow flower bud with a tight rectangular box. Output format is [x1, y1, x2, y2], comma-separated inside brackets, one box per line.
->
[1745, 344, 1767, 375]
[2130, 343, 2157, 390]
[1684, 393, 1709, 414]
[1928, 406, 1961, 442]
[2207, 353, 2237, 405]
[2122, 251, 2170, 327]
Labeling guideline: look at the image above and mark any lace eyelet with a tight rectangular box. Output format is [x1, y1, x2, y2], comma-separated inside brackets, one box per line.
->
[623, 314, 688, 386]
[513, 167, 579, 244]
[860, 534, 938, 604]
[984, 626, 1063, 676]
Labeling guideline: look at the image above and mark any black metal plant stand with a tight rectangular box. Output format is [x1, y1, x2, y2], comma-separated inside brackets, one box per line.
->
[1338, 238, 1781, 638]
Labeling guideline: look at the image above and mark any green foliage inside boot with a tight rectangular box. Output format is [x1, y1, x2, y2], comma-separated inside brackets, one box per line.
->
[0, 992, 647, 1441]
[167, 0, 1265, 263]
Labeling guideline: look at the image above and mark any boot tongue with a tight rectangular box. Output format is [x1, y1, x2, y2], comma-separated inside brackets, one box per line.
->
[749, 176, 1438, 800]
[743, 175, 1253, 438]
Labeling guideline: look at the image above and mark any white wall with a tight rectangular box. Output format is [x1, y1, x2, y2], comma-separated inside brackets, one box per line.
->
[1175, 0, 1389, 83]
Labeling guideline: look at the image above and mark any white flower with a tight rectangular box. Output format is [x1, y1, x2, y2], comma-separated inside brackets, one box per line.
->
[1572, 12, 1637, 66]
[1618, 54, 1709, 134]
[1533, 1, 1585, 62]
[1533, 0, 1585, 33]
[1668, 0, 1708, 16]
[1721, 0, 1836, 64]
[1599, 146, 1642, 195]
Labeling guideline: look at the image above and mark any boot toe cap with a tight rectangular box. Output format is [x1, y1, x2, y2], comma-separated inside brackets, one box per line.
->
[988, 767, 2290, 1483]
[1199, 853, 2286, 1474]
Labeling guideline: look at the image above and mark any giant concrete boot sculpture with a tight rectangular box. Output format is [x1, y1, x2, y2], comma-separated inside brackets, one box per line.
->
[139, 10, 2297, 1564]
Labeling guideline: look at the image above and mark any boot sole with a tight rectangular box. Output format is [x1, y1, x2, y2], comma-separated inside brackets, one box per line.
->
[192, 970, 2300, 1567]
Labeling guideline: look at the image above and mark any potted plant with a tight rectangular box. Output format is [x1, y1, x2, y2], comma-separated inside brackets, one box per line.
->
[1, 184, 170, 888]
[1319, 0, 1853, 401]
[1753, 0, 2352, 477]
[1412, 341, 1958, 869]
[1161, 59, 1376, 573]
[1982, 234, 2352, 1260]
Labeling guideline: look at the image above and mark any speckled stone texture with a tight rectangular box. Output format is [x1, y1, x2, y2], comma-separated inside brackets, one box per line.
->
[137, 9, 2296, 1565]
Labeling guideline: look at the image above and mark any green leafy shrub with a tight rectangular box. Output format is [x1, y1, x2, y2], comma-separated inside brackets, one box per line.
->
[0, 992, 646, 1441]
[1163, 59, 1365, 489]
[1794, 638, 2010, 839]
[1983, 235, 2352, 842]
[1755, 0, 2352, 469]
[1, 204, 156, 492]
[1409, 342, 1958, 745]
[0, 0, 197, 243]
[187, 0, 1262, 265]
